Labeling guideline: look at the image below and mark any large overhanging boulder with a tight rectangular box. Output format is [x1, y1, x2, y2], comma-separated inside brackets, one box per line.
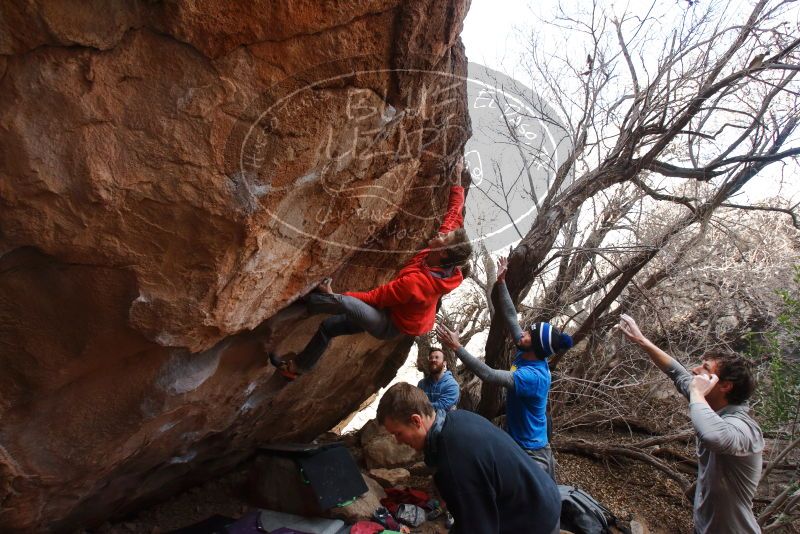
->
[0, 1, 470, 531]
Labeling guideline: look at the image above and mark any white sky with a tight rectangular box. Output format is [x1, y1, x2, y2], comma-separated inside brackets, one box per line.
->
[461, 0, 800, 204]
[462, 0, 530, 79]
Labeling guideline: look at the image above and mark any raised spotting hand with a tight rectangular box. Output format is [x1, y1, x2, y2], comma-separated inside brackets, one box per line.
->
[436, 323, 462, 351]
[617, 313, 645, 344]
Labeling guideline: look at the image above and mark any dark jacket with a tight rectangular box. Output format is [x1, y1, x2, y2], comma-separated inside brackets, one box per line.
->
[426, 410, 560, 534]
[418, 370, 460, 411]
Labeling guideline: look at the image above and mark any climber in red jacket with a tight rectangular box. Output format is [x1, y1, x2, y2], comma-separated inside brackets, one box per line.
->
[269, 158, 472, 380]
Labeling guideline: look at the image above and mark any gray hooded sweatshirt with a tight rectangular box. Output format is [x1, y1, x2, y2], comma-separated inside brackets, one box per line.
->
[666, 361, 765, 534]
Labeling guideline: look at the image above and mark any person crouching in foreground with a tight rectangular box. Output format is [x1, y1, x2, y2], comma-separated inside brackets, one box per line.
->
[377, 382, 561, 534]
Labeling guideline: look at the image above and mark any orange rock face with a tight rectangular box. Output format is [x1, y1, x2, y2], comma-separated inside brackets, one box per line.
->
[0, 1, 470, 531]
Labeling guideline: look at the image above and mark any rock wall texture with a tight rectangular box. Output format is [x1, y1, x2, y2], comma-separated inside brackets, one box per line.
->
[0, 1, 470, 531]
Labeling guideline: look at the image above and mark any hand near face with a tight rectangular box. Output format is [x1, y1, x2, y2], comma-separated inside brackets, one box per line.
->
[690, 373, 719, 397]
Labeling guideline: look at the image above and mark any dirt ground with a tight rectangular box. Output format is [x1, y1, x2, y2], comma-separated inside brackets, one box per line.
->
[555, 450, 692, 533]
[91, 431, 696, 534]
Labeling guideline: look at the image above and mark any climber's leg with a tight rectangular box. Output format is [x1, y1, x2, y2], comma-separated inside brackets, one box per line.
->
[268, 314, 361, 380]
[269, 290, 402, 378]
[305, 293, 399, 339]
[293, 295, 403, 372]
[293, 314, 365, 372]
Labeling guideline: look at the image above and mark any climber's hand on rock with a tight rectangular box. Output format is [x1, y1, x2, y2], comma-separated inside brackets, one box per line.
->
[317, 277, 333, 294]
[453, 157, 464, 187]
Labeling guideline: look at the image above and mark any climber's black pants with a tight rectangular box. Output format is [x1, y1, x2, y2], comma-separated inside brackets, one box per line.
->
[294, 293, 402, 372]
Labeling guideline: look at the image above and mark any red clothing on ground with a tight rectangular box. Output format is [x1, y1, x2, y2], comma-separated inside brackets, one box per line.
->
[380, 487, 432, 515]
[344, 186, 465, 336]
[350, 521, 386, 534]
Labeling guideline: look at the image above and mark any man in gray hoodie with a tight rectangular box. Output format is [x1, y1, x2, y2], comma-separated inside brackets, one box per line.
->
[618, 314, 764, 534]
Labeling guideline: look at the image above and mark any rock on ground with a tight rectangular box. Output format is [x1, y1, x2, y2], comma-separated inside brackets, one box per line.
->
[360, 420, 422, 469]
[368, 468, 412, 488]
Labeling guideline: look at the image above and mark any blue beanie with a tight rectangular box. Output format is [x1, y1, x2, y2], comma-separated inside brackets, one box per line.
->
[528, 322, 574, 358]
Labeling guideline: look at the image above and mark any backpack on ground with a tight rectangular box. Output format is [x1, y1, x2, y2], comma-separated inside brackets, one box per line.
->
[558, 485, 630, 534]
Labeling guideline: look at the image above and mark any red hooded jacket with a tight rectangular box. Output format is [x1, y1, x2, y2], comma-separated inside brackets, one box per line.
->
[344, 186, 465, 336]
